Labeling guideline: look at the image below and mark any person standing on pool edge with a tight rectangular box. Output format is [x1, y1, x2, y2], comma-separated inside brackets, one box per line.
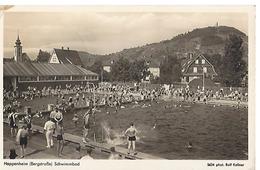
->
[8, 111, 18, 137]
[125, 123, 138, 155]
[82, 109, 91, 143]
[16, 125, 28, 158]
[56, 121, 64, 157]
[44, 117, 55, 148]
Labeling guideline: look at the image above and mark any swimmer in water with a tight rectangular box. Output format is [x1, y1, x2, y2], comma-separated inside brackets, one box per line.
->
[125, 123, 138, 155]
[203, 95, 207, 104]
[152, 123, 157, 129]
[186, 141, 193, 151]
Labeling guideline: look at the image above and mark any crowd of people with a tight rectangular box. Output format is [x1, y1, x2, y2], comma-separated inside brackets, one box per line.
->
[6, 102, 137, 159]
[7, 110, 31, 158]
[4, 83, 248, 114]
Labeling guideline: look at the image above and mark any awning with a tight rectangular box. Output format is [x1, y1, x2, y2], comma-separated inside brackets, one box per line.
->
[4, 62, 98, 77]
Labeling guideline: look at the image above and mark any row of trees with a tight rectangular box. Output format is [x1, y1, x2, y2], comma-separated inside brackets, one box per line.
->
[88, 58, 150, 83]
[111, 58, 150, 82]
[87, 55, 182, 84]
[18, 49, 51, 63]
[205, 34, 247, 87]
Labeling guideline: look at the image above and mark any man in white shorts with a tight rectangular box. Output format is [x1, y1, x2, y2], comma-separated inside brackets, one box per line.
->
[44, 117, 55, 148]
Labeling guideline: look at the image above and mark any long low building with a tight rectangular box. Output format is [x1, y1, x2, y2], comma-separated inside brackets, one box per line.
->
[4, 62, 99, 91]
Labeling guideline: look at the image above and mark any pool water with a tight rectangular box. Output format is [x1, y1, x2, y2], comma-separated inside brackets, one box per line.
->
[33, 100, 248, 160]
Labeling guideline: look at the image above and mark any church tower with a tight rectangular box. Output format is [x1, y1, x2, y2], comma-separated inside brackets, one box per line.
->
[14, 34, 22, 62]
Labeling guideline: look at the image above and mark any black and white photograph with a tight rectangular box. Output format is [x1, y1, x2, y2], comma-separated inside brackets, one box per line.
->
[0, 5, 255, 167]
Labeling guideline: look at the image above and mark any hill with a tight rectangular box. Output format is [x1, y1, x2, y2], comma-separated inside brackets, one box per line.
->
[78, 26, 248, 68]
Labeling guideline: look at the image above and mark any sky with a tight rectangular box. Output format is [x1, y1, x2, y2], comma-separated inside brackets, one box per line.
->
[3, 7, 248, 59]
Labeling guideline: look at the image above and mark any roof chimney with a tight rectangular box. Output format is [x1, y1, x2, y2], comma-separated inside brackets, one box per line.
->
[61, 46, 64, 50]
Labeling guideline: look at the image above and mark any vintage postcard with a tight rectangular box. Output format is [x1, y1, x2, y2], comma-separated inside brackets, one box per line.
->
[0, 5, 255, 170]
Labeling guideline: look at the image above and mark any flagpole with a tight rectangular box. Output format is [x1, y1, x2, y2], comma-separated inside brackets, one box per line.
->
[89, 82, 96, 142]
[202, 67, 205, 91]
[203, 71, 205, 91]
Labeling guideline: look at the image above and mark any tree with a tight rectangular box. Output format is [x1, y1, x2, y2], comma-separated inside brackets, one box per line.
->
[21, 53, 31, 62]
[35, 49, 51, 63]
[88, 60, 110, 82]
[110, 57, 131, 82]
[102, 70, 111, 82]
[88, 60, 103, 75]
[129, 59, 150, 82]
[219, 34, 247, 87]
[204, 53, 223, 82]
[159, 55, 182, 84]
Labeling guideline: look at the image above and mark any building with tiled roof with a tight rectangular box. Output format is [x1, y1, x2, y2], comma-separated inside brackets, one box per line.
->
[49, 47, 83, 66]
[181, 52, 217, 83]
[4, 36, 98, 91]
[146, 60, 160, 78]
[102, 59, 115, 73]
